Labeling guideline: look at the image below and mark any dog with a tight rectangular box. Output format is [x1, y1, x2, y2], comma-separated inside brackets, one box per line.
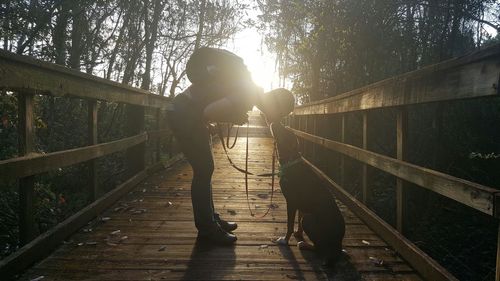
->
[271, 122, 345, 264]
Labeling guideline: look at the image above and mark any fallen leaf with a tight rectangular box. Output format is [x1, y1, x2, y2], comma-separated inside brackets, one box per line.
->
[257, 193, 269, 199]
[369, 256, 384, 266]
[268, 203, 279, 209]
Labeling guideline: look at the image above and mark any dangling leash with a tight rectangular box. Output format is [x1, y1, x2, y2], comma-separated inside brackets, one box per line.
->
[215, 122, 277, 217]
[215, 123, 275, 177]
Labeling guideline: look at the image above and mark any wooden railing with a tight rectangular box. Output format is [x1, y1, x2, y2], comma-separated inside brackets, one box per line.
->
[0, 50, 177, 276]
[286, 44, 500, 281]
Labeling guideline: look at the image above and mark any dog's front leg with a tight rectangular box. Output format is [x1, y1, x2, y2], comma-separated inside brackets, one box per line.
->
[293, 211, 305, 242]
[274, 205, 296, 245]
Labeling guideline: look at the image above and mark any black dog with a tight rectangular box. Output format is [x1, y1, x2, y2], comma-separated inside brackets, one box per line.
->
[271, 122, 345, 264]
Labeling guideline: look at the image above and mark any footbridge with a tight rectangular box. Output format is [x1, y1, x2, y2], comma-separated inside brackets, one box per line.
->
[0, 44, 499, 280]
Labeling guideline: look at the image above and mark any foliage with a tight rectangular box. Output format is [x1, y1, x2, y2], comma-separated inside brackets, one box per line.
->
[258, 0, 499, 102]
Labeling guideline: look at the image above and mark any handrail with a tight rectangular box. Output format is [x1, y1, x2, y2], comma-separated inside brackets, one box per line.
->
[290, 127, 497, 216]
[0, 133, 148, 180]
[294, 43, 500, 115]
[0, 51, 177, 278]
[0, 50, 172, 109]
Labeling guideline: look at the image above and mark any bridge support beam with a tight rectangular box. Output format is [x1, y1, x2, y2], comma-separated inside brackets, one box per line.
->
[18, 92, 36, 245]
[497, 223, 500, 281]
[125, 104, 145, 178]
[87, 100, 98, 203]
[362, 112, 368, 204]
[396, 108, 408, 233]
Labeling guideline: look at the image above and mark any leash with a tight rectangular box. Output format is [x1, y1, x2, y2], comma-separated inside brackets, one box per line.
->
[215, 123, 275, 177]
[244, 122, 276, 218]
[215, 122, 276, 218]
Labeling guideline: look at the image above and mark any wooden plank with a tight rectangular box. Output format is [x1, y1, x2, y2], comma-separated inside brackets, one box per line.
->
[0, 49, 172, 109]
[302, 157, 458, 281]
[18, 92, 36, 245]
[88, 100, 98, 202]
[0, 170, 148, 278]
[290, 127, 497, 216]
[396, 108, 408, 233]
[0, 133, 148, 181]
[294, 44, 500, 115]
[155, 108, 162, 162]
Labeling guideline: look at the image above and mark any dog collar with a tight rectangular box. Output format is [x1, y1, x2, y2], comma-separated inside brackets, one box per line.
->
[278, 157, 303, 177]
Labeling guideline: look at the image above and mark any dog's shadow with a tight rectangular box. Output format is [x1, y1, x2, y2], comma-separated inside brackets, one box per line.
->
[277, 244, 362, 281]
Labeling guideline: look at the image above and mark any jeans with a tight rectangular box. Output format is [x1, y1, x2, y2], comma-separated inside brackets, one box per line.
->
[169, 94, 217, 233]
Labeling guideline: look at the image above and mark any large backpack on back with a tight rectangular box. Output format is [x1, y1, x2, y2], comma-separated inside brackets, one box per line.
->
[186, 47, 251, 84]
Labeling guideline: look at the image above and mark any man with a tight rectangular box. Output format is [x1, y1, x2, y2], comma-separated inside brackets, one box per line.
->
[169, 47, 294, 245]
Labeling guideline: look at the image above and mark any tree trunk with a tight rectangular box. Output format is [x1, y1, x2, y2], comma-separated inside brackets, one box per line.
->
[3, 0, 10, 50]
[194, 0, 206, 50]
[69, 0, 85, 70]
[53, 0, 70, 65]
[141, 0, 165, 90]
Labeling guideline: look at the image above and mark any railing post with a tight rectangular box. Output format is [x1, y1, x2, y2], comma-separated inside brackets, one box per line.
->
[155, 108, 161, 163]
[87, 100, 98, 202]
[18, 92, 36, 245]
[396, 108, 408, 233]
[340, 114, 345, 187]
[125, 104, 145, 178]
[497, 223, 500, 281]
[312, 116, 317, 161]
[362, 112, 368, 203]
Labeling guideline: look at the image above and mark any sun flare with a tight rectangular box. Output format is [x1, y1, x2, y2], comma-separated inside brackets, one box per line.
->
[225, 28, 279, 92]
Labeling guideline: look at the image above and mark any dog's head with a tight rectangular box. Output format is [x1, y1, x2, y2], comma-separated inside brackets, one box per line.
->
[270, 122, 301, 165]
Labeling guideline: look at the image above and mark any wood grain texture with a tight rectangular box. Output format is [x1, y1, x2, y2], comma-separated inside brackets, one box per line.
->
[15, 113, 424, 281]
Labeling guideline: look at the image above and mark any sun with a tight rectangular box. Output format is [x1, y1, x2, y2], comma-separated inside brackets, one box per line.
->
[224, 28, 279, 92]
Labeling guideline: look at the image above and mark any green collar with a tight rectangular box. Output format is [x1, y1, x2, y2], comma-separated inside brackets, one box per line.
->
[278, 157, 303, 177]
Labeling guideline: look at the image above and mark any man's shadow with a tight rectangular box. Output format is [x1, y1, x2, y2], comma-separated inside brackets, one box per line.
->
[181, 238, 236, 280]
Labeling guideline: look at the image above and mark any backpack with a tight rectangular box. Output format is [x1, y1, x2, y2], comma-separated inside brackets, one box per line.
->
[186, 47, 251, 84]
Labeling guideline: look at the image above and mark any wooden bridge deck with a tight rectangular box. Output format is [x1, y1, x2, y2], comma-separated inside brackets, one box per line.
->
[19, 115, 423, 281]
